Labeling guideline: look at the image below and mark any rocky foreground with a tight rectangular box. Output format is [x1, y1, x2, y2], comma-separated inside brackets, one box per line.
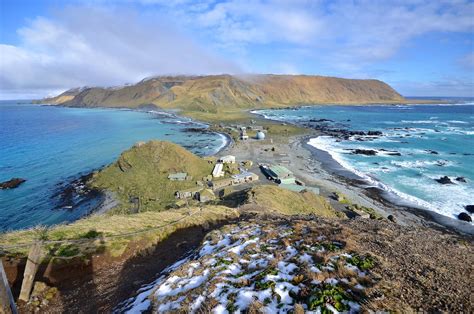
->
[137, 215, 472, 313]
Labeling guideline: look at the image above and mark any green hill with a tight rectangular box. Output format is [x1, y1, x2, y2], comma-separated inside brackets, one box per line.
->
[90, 141, 213, 213]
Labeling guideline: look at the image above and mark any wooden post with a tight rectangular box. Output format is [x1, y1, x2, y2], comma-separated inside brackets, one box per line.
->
[0, 259, 17, 314]
[18, 242, 42, 302]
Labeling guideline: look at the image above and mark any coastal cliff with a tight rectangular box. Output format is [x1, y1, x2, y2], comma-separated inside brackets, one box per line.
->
[41, 74, 405, 110]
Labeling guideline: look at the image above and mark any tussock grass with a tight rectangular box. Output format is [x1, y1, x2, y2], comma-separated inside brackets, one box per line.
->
[244, 185, 340, 218]
[0, 206, 239, 258]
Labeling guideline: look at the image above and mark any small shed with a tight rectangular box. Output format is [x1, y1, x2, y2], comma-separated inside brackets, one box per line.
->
[218, 155, 236, 164]
[175, 186, 203, 199]
[168, 172, 188, 181]
[210, 178, 234, 190]
[232, 171, 259, 185]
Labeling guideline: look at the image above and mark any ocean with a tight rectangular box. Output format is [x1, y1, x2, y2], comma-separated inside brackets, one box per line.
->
[256, 101, 474, 221]
[0, 102, 227, 231]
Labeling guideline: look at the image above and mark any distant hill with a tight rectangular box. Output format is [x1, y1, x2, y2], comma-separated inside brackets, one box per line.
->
[40, 74, 405, 111]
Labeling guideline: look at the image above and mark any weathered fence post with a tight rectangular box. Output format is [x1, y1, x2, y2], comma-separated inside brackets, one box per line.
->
[0, 258, 17, 314]
[18, 242, 43, 302]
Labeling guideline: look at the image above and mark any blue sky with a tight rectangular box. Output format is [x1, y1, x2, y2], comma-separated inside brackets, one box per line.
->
[0, 0, 473, 99]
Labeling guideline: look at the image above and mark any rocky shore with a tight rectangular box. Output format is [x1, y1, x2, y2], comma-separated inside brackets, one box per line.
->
[220, 126, 474, 236]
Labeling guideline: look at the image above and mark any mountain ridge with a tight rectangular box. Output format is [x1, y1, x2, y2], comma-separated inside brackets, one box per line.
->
[40, 74, 405, 110]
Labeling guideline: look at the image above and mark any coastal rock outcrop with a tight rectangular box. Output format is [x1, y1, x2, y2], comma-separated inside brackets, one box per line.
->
[465, 205, 474, 213]
[352, 149, 378, 156]
[367, 130, 383, 136]
[0, 178, 26, 189]
[435, 176, 454, 184]
[457, 212, 472, 222]
[455, 176, 467, 183]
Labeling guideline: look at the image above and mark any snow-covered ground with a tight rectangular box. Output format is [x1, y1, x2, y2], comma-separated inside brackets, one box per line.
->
[120, 220, 376, 313]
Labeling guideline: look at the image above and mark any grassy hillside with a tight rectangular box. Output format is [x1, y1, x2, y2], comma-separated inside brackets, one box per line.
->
[244, 185, 340, 218]
[0, 206, 238, 258]
[42, 75, 405, 115]
[90, 141, 213, 213]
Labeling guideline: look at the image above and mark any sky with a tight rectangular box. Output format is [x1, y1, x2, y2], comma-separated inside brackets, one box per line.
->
[0, 0, 473, 99]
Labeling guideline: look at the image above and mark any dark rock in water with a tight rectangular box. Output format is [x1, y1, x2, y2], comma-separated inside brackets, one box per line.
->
[455, 177, 467, 183]
[458, 212, 472, 222]
[352, 149, 377, 156]
[465, 205, 474, 213]
[51, 172, 100, 211]
[309, 118, 333, 123]
[435, 176, 454, 184]
[387, 215, 396, 223]
[425, 150, 439, 155]
[0, 178, 26, 189]
[367, 131, 383, 136]
[387, 152, 402, 156]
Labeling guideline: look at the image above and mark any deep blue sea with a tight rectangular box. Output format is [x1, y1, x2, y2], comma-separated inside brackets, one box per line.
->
[257, 101, 474, 221]
[0, 102, 226, 231]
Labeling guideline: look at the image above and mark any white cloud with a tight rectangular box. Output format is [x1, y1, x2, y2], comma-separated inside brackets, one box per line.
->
[392, 77, 474, 97]
[1, 0, 473, 98]
[0, 6, 238, 99]
[156, 0, 474, 70]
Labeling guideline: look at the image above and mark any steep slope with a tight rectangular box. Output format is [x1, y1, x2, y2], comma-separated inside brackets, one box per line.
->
[42, 74, 405, 110]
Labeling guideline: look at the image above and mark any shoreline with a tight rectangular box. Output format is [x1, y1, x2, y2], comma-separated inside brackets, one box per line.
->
[221, 108, 474, 236]
[247, 105, 474, 235]
[13, 102, 473, 236]
[1, 104, 232, 232]
[300, 135, 474, 235]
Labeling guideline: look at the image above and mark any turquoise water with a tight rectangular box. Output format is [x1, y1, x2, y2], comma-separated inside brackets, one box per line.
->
[257, 101, 474, 220]
[0, 102, 226, 231]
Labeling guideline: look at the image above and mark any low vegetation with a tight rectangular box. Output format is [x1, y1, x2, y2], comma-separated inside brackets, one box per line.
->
[146, 219, 376, 313]
[0, 206, 239, 258]
[90, 141, 213, 214]
[244, 185, 341, 218]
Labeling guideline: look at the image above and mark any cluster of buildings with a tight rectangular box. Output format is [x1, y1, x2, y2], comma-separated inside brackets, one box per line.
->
[172, 154, 260, 203]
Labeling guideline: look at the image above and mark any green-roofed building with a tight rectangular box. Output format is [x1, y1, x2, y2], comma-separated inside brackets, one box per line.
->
[267, 165, 292, 179]
[264, 165, 295, 184]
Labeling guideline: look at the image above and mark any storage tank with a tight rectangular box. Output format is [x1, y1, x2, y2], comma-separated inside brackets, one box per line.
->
[256, 131, 266, 140]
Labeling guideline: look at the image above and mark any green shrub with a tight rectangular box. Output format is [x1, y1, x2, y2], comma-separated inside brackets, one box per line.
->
[347, 254, 375, 270]
[307, 285, 350, 312]
[54, 244, 80, 257]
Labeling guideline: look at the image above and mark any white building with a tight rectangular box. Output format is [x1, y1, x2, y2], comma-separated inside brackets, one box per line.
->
[212, 163, 224, 177]
[218, 155, 236, 164]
